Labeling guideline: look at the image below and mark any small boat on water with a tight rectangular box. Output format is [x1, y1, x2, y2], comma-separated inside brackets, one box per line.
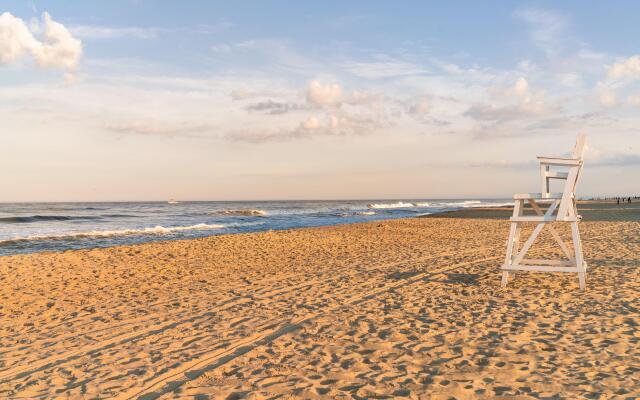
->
[167, 199, 179, 204]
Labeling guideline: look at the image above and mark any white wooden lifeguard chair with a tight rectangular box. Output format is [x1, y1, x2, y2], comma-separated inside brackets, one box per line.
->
[501, 134, 587, 290]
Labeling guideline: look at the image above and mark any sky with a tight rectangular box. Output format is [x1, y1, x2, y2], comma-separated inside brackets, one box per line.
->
[1, 1, 639, 201]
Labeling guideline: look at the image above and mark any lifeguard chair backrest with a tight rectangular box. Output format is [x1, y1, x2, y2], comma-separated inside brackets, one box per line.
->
[571, 134, 587, 194]
[557, 134, 586, 220]
[571, 133, 587, 159]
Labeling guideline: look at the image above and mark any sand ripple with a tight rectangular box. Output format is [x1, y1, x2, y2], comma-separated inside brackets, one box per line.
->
[0, 218, 638, 398]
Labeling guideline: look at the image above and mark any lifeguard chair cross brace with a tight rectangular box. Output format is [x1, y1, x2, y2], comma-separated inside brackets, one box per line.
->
[501, 134, 588, 290]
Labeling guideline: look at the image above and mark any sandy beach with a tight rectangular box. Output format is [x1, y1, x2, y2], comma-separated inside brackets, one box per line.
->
[5, 1, 640, 398]
[1, 212, 639, 399]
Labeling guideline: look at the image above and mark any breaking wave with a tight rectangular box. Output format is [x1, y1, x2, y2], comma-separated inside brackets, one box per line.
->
[435, 200, 513, 208]
[208, 209, 267, 217]
[332, 211, 377, 217]
[0, 214, 140, 224]
[438, 200, 482, 207]
[366, 200, 512, 210]
[367, 202, 416, 209]
[0, 215, 102, 223]
[0, 223, 225, 245]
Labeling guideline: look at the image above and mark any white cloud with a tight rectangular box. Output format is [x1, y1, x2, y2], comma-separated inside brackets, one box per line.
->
[226, 38, 318, 75]
[346, 90, 383, 105]
[0, 12, 82, 71]
[306, 80, 342, 107]
[0, 12, 40, 64]
[504, 77, 529, 97]
[435, 61, 465, 75]
[557, 73, 582, 88]
[597, 82, 616, 107]
[226, 106, 386, 143]
[488, 77, 541, 111]
[69, 25, 158, 40]
[302, 115, 320, 130]
[105, 120, 213, 137]
[408, 99, 429, 116]
[36, 13, 83, 69]
[70, 20, 232, 40]
[514, 8, 568, 58]
[592, 153, 640, 166]
[465, 103, 531, 122]
[245, 99, 306, 115]
[577, 48, 605, 61]
[467, 78, 549, 123]
[627, 95, 640, 108]
[342, 60, 428, 79]
[329, 114, 339, 128]
[211, 43, 232, 53]
[582, 145, 640, 166]
[608, 55, 640, 79]
[63, 71, 79, 85]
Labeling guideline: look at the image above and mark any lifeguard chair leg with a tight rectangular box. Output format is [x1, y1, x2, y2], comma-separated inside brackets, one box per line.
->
[502, 200, 522, 287]
[571, 221, 586, 290]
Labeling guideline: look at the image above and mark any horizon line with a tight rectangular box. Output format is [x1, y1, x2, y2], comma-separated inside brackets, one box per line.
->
[0, 195, 636, 204]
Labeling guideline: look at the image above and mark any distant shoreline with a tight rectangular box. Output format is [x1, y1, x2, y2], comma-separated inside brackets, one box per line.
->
[422, 199, 640, 221]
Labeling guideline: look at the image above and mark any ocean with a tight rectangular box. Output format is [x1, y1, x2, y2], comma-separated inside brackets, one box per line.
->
[0, 199, 512, 256]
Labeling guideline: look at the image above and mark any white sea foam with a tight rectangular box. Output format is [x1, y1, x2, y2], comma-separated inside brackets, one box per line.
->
[465, 201, 514, 208]
[209, 209, 267, 216]
[0, 223, 225, 244]
[452, 200, 513, 208]
[444, 200, 482, 207]
[367, 202, 416, 209]
[430, 200, 513, 208]
[367, 200, 512, 210]
[366, 201, 435, 209]
[354, 211, 376, 216]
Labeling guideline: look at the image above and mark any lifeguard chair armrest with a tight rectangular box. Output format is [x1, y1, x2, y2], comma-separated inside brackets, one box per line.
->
[513, 192, 563, 200]
[536, 156, 582, 166]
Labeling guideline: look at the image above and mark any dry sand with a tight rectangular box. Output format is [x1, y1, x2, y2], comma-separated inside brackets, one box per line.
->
[0, 216, 638, 399]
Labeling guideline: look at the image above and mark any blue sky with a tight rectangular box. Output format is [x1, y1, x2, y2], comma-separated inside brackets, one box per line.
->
[1, 1, 639, 201]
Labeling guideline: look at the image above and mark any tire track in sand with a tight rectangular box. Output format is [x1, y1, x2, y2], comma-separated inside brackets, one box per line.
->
[123, 225, 615, 399]
[120, 254, 504, 399]
[0, 243, 506, 384]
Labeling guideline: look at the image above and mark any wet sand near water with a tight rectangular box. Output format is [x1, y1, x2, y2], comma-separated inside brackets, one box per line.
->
[424, 200, 640, 221]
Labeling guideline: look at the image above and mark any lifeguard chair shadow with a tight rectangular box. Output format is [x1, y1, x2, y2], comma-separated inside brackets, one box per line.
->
[502, 134, 588, 290]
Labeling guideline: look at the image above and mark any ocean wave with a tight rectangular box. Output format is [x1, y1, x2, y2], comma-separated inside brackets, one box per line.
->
[432, 200, 513, 208]
[330, 211, 376, 217]
[0, 223, 225, 245]
[227, 221, 266, 228]
[208, 209, 267, 217]
[366, 200, 512, 210]
[464, 201, 513, 208]
[0, 215, 102, 224]
[451, 200, 482, 206]
[367, 202, 416, 209]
